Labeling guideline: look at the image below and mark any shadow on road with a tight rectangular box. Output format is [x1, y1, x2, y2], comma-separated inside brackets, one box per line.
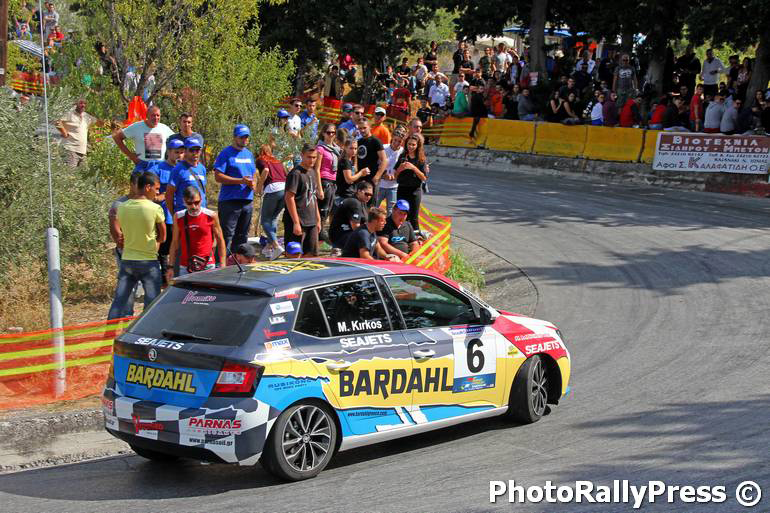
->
[0, 413, 536, 501]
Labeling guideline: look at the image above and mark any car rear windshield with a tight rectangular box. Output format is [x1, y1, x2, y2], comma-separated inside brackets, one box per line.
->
[128, 285, 269, 346]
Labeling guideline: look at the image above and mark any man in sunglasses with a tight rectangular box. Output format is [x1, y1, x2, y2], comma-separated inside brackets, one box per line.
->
[371, 106, 391, 145]
[167, 136, 207, 215]
[329, 181, 373, 255]
[339, 104, 364, 139]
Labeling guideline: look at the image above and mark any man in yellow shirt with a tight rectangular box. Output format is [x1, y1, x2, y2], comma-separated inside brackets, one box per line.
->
[107, 171, 166, 319]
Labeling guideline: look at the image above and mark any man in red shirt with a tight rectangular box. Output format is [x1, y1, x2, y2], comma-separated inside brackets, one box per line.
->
[166, 186, 226, 280]
[689, 84, 704, 131]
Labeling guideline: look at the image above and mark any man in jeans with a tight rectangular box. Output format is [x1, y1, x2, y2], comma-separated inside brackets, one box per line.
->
[214, 124, 256, 253]
[283, 144, 321, 257]
[108, 171, 166, 319]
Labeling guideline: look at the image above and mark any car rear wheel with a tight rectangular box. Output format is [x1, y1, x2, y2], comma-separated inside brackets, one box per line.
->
[506, 355, 548, 424]
[261, 402, 337, 481]
[129, 444, 179, 462]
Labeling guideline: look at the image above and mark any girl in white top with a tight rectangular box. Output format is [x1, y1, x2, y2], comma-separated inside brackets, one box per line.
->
[377, 126, 407, 215]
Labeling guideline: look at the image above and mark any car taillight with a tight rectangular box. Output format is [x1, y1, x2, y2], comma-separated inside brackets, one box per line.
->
[211, 362, 263, 396]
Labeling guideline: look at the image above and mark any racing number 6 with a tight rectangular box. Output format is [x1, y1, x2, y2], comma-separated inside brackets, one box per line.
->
[466, 338, 484, 373]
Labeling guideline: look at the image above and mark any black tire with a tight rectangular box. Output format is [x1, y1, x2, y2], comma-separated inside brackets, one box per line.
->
[129, 444, 179, 462]
[506, 355, 548, 424]
[261, 402, 337, 481]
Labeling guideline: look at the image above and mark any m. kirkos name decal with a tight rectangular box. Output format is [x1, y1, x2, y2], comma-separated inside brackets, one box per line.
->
[337, 319, 382, 333]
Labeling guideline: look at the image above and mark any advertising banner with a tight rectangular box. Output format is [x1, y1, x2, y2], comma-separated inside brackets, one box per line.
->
[653, 132, 770, 174]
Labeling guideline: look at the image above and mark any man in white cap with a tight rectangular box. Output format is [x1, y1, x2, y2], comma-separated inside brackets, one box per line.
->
[370, 106, 391, 145]
[214, 124, 257, 253]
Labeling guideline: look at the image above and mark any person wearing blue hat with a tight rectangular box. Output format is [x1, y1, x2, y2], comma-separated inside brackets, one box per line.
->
[213, 124, 257, 253]
[276, 109, 290, 134]
[286, 241, 302, 258]
[154, 137, 185, 282]
[167, 135, 207, 217]
[376, 198, 419, 261]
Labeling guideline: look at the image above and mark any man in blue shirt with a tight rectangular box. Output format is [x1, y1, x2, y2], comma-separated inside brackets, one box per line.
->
[299, 98, 319, 139]
[166, 136, 207, 216]
[214, 124, 256, 252]
[153, 137, 184, 282]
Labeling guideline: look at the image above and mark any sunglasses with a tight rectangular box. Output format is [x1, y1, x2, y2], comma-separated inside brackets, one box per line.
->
[325, 130, 336, 134]
[187, 147, 202, 152]
[293, 103, 302, 107]
[375, 112, 385, 116]
[184, 200, 201, 206]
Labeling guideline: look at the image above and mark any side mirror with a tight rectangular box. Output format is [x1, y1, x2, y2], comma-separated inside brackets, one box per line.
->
[479, 308, 493, 325]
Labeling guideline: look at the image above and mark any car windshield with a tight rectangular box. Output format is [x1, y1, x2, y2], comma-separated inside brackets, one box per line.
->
[128, 285, 269, 346]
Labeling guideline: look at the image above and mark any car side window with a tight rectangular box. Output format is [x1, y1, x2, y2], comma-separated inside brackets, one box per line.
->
[316, 279, 390, 337]
[384, 276, 477, 329]
[294, 290, 330, 338]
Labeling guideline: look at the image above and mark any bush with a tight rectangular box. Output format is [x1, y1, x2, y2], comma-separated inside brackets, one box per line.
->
[0, 88, 116, 286]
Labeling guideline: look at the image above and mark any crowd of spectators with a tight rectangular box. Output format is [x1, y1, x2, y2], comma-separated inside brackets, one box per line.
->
[10, 2, 66, 50]
[334, 40, 770, 137]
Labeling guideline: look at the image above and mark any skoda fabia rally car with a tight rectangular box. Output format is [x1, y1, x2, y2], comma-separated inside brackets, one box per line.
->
[103, 259, 570, 481]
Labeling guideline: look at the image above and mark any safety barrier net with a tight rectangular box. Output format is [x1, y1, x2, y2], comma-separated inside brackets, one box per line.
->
[0, 206, 450, 410]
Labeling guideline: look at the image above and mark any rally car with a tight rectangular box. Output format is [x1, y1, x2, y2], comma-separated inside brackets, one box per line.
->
[102, 259, 570, 481]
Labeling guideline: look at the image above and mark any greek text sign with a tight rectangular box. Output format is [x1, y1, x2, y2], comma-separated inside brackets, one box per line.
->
[652, 133, 770, 174]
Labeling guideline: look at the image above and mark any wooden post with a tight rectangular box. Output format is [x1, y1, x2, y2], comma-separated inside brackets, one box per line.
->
[0, 0, 8, 86]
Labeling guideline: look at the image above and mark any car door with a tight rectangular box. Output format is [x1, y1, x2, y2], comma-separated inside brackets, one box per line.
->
[293, 278, 415, 436]
[382, 275, 505, 423]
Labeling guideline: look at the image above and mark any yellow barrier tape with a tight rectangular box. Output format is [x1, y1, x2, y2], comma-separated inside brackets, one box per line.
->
[415, 233, 451, 267]
[0, 320, 131, 344]
[405, 223, 451, 264]
[0, 339, 113, 361]
[421, 238, 451, 269]
[0, 354, 112, 378]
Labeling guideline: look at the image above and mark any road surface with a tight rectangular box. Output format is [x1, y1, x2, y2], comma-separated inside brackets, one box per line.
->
[1, 164, 768, 512]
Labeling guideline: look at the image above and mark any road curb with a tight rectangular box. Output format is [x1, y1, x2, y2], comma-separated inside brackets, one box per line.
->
[0, 235, 535, 473]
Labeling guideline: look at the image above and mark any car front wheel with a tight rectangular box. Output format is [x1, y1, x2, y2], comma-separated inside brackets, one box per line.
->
[506, 355, 548, 424]
[261, 402, 337, 481]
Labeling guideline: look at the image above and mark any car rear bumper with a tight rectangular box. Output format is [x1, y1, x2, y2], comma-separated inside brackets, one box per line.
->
[102, 384, 281, 466]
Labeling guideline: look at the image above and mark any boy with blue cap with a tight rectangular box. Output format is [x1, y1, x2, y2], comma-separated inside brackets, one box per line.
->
[167, 135, 207, 215]
[214, 124, 257, 253]
[286, 241, 302, 258]
[377, 199, 419, 260]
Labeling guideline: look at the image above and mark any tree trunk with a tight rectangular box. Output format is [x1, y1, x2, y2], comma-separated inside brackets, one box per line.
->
[528, 0, 548, 75]
[293, 61, 306, 97]
[361, 64, 376, 105]
[747, 29, 770, 109]
[620, 28, 634, 54]
[643, 20, 667, 96]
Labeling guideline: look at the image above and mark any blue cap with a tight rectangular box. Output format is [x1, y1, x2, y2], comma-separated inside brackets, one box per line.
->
[286, 242, 302, 254]
[233, 124, 250, 137]
[166, 137, 184, 149]
[342, 103, 353, 112]
[395, 199, 410, 212]
[184, 136, 203, 149]
[277, 109, 290, 119]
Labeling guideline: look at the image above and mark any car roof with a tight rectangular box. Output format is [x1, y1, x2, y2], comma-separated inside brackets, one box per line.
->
[172, 258, 458, 293]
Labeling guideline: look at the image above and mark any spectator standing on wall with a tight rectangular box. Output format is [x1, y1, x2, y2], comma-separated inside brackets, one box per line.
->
[704, 93, 726, 133]
[107, 171, 166, 320]
[56, 98, 95, 167]
[283, 144, 321, 257]
[166, 186, 226, 280]
[394, 134, 427, 232]
[689, 84, 704, 131]
[255, 140, 287, 260]
[114, 105, 175, 173]
[214, 124, 257, 253]
[468, 68, 488, 137]
[701, 49, 725, 98]
[167, 136, 207, 214]
[613, 54, 638, 114]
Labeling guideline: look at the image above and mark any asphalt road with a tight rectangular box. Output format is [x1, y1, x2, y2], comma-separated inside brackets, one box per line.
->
[1, 165, 769, 512]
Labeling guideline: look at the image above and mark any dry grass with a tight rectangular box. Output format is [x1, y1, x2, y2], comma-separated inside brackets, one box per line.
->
[0, 256, 117, 334]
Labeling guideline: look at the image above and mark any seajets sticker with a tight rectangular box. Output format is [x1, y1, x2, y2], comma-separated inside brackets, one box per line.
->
[134, 337, 184, 350]
[340, 333, 392, 349]
[125, 363, 197, 393]
[339, 368, 452, 398]
[524, 340, 562, 355]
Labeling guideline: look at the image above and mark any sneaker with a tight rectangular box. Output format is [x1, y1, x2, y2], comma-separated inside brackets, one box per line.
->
[330, 248, 342, 257]
[262, 247, 274, 260]
[269, 248, 283, 260]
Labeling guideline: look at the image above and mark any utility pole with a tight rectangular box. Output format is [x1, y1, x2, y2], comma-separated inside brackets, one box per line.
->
[0, 0, 8, 87]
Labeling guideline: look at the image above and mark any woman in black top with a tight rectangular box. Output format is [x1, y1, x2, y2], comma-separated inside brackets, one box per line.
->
[546, 91, 566, 123]
[395, 134, 428, 231]
[336, 138, 369, 199]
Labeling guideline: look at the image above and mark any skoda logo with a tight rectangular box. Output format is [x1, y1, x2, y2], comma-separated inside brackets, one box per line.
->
[148, 348, 157, 361]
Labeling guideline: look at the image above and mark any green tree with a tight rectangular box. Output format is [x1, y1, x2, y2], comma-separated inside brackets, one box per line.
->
[687, 1, 770, 107]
